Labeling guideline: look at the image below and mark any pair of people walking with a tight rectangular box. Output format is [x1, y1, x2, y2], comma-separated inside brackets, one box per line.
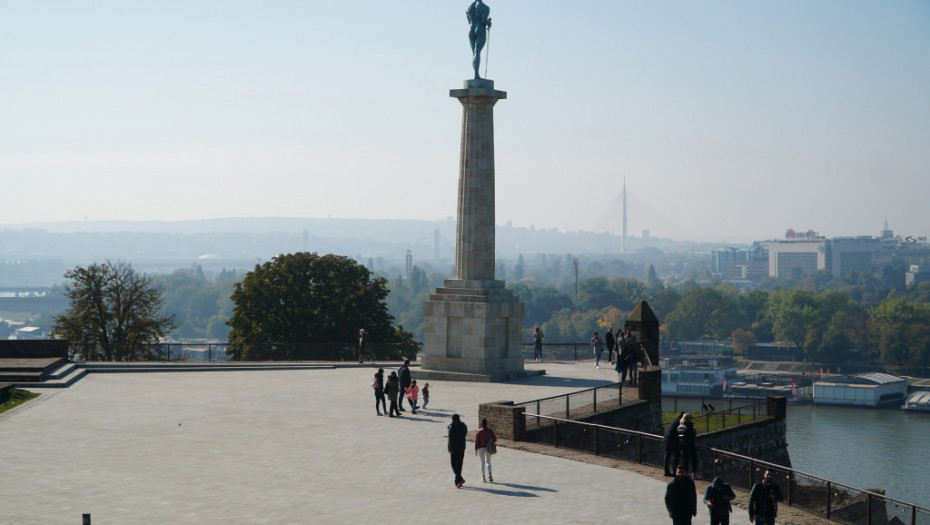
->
[447, 416, 497, 488]
[379, 369, 403, 417]
[666, 468, 739, 525]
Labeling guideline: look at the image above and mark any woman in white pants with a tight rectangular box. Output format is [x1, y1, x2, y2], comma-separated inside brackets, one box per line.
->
[475, 418, 497, 482]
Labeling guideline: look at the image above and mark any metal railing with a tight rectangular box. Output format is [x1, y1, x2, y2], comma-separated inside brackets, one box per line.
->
[685, 400, 769, 433]
[70, 342, 420, 363]
[522, 342, 651, 364]
[514, 382, 625, 429]
[519, 413, 930, 525]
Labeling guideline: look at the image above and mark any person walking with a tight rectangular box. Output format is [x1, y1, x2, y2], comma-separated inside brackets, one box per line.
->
[475, 418, 497, 483]
[421, 382, 430, 409]
[405, 379, 419, 414]
[703, 476, 736, 525]
[372, 368, 386, 416]
[665, 466, 697, 525]
[679, 413, 698, 474]
[617, 330, 632, 383]
[397, 359, 411, 412]
[605, 326, 616, 364]
[748, 470, 783, 525]
[384, 371, 401, 417]
[533, 327, 544, 362]
[447, 414, 468, 488]
[664, 412, 684, 476]
[591, 331, 604, 368]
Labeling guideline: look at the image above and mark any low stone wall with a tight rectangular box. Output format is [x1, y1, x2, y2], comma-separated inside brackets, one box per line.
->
[697, 417, 791, 468]
[477, 400, 525, 440]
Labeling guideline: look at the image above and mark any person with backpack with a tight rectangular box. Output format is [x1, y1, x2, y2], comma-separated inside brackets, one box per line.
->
[372, 368, 386, 416]
[474, 418, 497, 483]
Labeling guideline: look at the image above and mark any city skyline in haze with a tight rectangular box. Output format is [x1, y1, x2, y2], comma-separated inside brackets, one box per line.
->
[1, 1, 928, 243]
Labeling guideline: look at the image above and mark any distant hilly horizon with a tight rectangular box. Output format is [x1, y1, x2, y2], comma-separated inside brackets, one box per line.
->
[0, 217, 741, 287]
[0, 217, 739, 268]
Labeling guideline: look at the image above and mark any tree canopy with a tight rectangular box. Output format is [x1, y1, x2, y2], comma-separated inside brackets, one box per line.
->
[51, 261, 176, 361]
[227, 252, 412, 359]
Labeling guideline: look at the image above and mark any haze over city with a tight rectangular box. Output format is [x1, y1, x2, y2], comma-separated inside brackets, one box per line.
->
[1, 1, 928, 243]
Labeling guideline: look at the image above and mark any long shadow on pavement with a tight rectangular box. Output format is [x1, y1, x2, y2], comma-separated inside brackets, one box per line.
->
[458, 485, 539, 497]
[493, 482, 557, 493]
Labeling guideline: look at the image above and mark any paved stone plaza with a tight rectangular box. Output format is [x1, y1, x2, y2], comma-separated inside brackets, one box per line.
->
[0, 362, 676, 524]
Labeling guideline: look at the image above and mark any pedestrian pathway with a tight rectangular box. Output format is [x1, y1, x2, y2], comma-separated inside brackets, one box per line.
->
[0, 362, 762, 523]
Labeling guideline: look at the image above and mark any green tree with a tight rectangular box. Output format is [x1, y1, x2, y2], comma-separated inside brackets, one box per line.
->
[731, 327, 756, 355]
[648, 288, 681, 323]
[51, 261, 177, 361]
[227, 253, 412, 360]
[664, 288, 726, 341]
[573, 277, 613, 311]
[871, 298, 930, 367]
[609, 277, 646, 311]
[513, 283, 573, 328]
[767, 290, 817, 349]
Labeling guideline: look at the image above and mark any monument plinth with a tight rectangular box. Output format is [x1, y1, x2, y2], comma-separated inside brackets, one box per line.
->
[417, 79, 536, 382]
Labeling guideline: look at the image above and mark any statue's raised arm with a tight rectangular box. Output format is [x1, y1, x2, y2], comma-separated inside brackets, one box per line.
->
[466, 0, 492, 79]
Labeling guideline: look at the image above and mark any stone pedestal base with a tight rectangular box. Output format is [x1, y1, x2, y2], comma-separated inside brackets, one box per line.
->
[419, 279, 532, 381]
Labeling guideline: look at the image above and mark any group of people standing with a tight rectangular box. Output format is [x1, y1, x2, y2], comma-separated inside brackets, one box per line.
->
[589, 326, 640, 383]
[371, 359, 430, 417]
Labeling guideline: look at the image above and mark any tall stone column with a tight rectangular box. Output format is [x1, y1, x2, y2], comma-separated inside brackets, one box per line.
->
[452, 79, 503, 281]
[417, 79, 536, 382]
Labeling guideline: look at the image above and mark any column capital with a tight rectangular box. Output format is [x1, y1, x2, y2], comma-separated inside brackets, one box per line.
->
[450, 79, 507, 100]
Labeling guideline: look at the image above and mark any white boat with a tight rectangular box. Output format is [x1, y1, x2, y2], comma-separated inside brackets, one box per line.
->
[903, 390, 930, 412]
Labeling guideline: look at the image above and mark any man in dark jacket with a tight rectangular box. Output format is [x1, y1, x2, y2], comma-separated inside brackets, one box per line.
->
[397, 359, 411, 412]
[679, 413, 698, 474]
[447, 414, 468, 488]
[704, 476, 736, 525]
[664, 412, 684, 476]
[665, 466, 697, 525]
[748, 470, 783, 525]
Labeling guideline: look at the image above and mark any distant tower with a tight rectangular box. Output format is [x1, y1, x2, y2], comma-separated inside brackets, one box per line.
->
[622, 177, 628, 253]
[881, 215, 894, 239]
[405, 249, 413, 281]
[434, 228, 441, 258]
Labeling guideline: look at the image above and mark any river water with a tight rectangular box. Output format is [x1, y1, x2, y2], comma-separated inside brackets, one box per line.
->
[786, 404, 930, 509]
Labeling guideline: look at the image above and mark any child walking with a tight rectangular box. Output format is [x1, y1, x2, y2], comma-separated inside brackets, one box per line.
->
[405, 379, 420, 414]
[421, 382, 430, 409]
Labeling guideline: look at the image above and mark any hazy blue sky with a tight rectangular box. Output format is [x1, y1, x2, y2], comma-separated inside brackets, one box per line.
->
[1, 1, 928, 242]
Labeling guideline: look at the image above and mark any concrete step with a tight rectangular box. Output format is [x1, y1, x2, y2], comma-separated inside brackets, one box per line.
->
[13, 366, 87, 389]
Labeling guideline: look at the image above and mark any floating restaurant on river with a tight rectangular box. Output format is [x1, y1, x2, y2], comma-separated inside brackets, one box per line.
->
[813, 372, 908, 408]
